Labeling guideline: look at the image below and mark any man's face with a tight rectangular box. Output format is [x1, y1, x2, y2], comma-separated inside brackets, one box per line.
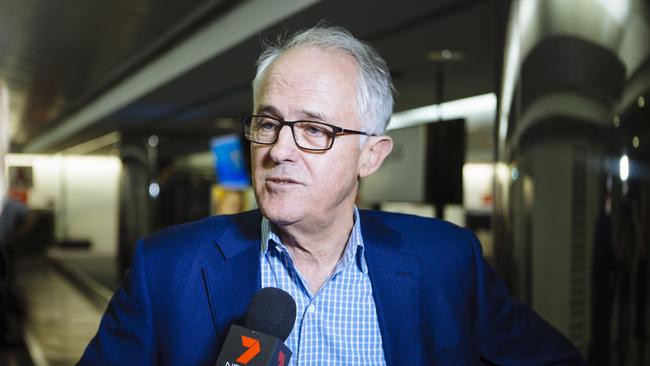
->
[251, 46, 365, 227]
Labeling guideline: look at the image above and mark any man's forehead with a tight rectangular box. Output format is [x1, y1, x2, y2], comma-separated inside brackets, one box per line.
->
[264, 46, 358, 84]
[254, 45, 362, 126]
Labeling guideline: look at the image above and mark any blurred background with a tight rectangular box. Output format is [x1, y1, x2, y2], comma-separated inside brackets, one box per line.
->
[0, 0, 648, 365]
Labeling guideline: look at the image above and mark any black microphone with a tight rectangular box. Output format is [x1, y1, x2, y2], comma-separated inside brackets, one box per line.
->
[215, 288, 297, 366]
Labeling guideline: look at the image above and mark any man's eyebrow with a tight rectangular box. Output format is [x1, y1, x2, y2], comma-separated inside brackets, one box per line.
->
[256, 105, 280, 116]
[256, 106, 329, 122]
[300, 109, 327, 122]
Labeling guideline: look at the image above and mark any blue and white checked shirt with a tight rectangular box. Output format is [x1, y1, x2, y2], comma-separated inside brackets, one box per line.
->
[260, 208, 386, 366]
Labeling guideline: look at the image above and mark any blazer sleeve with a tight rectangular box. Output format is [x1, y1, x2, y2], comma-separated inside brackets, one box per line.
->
[78, 240, 157, 365]
[467, 230, 586, 365]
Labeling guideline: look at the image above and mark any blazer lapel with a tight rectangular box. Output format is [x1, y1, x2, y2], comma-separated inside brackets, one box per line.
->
[202, 211, 263, 345]
[361, 211, 424, 366]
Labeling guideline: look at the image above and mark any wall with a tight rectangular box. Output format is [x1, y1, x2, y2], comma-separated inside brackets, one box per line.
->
[5, 154, 121, 255]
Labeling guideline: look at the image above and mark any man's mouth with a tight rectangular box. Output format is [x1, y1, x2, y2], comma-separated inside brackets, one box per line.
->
[266, 177, 300, 185]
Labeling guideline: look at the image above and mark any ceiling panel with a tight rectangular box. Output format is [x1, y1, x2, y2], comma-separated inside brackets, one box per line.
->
[1, 0, 499, 154]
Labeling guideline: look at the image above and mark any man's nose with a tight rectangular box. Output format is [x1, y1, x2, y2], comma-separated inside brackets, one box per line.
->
[268, 125, 298, 161]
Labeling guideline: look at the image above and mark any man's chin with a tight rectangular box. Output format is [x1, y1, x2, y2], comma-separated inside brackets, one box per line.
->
[258, 204, 302, 226]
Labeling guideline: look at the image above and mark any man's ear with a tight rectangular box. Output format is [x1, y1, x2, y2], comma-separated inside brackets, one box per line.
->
[358, 135, 393, 178]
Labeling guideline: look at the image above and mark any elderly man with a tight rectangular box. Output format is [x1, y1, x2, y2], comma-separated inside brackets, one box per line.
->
[80, 26, 584, 365]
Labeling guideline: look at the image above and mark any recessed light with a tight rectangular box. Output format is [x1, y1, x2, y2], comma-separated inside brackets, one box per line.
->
[427, 49, 465, 62]
[148, 135, 159, 147]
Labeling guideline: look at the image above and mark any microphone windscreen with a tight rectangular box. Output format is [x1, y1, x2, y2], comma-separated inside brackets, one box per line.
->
[245, 287, 296, 341]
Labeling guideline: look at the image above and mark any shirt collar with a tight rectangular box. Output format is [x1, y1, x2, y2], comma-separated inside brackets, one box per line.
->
[260, 206, 367, 274]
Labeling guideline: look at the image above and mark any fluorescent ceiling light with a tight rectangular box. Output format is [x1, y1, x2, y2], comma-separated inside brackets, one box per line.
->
[388, 93, 496, 131]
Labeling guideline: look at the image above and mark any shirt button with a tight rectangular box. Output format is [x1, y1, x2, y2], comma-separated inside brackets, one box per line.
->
[307, 304, 316, 314]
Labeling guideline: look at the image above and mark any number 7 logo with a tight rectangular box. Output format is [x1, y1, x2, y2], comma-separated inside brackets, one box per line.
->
[236, 336, 261, 364]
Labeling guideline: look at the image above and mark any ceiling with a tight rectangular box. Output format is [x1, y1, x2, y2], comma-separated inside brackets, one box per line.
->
[0, 0, 500, 155]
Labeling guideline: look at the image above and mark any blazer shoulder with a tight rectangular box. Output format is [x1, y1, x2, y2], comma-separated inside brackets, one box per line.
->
[360, 209, 471, 241]
[360, 209, 478, 261]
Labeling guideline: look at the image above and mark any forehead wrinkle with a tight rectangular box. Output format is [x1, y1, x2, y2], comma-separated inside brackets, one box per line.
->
[259, 75, 338, 122]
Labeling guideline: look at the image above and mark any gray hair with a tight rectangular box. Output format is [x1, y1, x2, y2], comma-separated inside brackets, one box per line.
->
[252, 25, 395, 136]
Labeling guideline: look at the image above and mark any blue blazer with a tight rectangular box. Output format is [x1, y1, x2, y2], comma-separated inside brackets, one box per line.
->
[79, 210, 584, 365]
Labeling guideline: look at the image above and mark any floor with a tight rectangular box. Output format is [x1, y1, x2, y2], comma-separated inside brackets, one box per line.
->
[5, 255, 109, 366]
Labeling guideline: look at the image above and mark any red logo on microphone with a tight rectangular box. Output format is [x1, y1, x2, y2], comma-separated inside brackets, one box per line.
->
[235, 336, 261, 364]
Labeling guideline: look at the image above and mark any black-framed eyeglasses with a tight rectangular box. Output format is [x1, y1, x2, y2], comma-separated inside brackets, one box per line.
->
[242, 115, 376, 151]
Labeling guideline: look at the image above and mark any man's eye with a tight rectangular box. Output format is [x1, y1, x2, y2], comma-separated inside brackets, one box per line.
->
[304, 124, 327, 136]
[258, 119, 278, 130]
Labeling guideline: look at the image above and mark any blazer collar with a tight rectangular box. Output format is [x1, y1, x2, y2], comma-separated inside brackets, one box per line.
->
[213, 210, 263, 259]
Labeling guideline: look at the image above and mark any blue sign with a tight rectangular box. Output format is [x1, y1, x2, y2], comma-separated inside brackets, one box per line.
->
[210, 135, 250, 189]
